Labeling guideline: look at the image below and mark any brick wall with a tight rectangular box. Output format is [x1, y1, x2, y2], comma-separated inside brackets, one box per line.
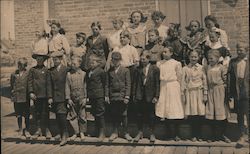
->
[210, 0, 249, 53]
[14, 0, 44, 57]
[52, 0, 156, 45]
[13, 0, 248, 58]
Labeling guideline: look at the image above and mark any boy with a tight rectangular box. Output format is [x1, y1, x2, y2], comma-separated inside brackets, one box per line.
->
[28, 52, 52, 139]
[132, 52, 160, 142]
[49, 51, 69, 146]
[105, 30, 139, 71]
[106, 52, 132, 142]
[65, 56, 87, 142]
[10, 57, 31, 138]
[228, 42, 249, 145]
[86, 55, 107, 142]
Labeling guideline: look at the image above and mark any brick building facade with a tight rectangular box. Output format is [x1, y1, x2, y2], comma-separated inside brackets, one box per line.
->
[3, 0, 250, 58]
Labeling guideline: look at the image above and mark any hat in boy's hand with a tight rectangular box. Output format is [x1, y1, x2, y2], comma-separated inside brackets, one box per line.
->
[50, 51, 64, 58]
[111, 52, 122, 60]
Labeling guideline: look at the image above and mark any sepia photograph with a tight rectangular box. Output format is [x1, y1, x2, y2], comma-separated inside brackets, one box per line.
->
[1, 0, 249, 153]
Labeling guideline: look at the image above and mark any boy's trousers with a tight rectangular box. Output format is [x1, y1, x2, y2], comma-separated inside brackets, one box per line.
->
[34, 98, 49, 129]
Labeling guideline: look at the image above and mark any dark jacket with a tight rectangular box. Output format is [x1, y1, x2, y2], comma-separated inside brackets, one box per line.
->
[228, 57, 249, 102]
[10, 69, 29, 103]
[82, 35, 109, 71]
[49, 65, 68, 102]
[106, 66, 131, 101]
[86, 67, 106, 99]
[28, 65, 52, 99]
[132, 64, 160, 102]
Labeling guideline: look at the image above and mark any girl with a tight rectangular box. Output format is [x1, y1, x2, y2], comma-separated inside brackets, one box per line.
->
[71, 32, 87, 58]
[204, 30, 231, 69]
[205, 49, 231, 143]
[204, 15, 229, 50]
[156, 47, 184, 141]
[84, 21, 109, 71]
[151, 11, 169, 42]
[10, 58, 31, 138]
[31, 29, 48, 67]
[48, 21, 70, 68]
[127, 10, 147, 56]
[108, 17, 124, 51]
[163, 23, 185, 65]
[145, 28, 164, 64]
[180, 20, 207, 64]
[181, 50, 207, 142]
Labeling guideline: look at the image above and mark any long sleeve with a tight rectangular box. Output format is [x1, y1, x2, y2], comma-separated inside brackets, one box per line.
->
[103, 37, 110, 59]
[132, 47, 140, 65]
[105, 72, 109, 97]
[62, 36, 70, 55]
[83, 76, 87, 98]
[154, 67, 160, 98]
[65, 73, 71, 100]
[131, 69, 138, 98]
[46, 70, 52, 98]
[28, 68, 34, 94]
[181, 68, 187, 95]
[125, 69, 131, 98]
[202, 67, 208, 95]
[100, 70, 107, 96]
[104, 51, 112, 72]
[176, 62, 183, 84]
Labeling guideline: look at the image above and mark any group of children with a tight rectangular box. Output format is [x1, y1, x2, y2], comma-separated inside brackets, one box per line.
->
[10, 10, 249, 146]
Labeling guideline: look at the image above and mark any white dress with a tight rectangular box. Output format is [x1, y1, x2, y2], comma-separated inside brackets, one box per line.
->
[156, 59, 184, 119]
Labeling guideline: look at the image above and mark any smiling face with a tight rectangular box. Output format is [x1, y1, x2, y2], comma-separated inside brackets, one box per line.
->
[208, 54, 219, 66]
[209, 32, 219, 43]
[131, 12, 141, 25]
[189, 51, 199, 65]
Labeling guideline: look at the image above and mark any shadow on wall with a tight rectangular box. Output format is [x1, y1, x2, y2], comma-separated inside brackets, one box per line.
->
[0, 86, 11, 98]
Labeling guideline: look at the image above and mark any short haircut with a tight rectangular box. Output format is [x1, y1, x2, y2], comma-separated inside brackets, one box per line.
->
[148, 28, 159, 36]
[17, 57, 28, 67]
[208, 49, 221, 58]
[120, 30, 131, 40]
[236, 42, 249, 51]
[91, 21, 102, 30]
[151, 11, 166, 20]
